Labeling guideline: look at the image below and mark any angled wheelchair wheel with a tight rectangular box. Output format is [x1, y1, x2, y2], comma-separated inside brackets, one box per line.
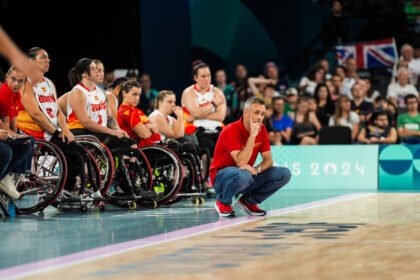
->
[165, 155, 195, 205]
[15, 140, 67, 214]
[75, 135, 114, 195]
[140, 145, 184, 205]
[82, 149, 102, 196]
[128, 148, 153, 194]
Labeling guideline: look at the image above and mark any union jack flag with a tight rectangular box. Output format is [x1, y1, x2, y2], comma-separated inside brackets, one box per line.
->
[336, 38, 397, 69]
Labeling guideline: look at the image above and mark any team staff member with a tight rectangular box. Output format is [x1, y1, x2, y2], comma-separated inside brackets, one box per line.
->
[210, 97, 291, 217]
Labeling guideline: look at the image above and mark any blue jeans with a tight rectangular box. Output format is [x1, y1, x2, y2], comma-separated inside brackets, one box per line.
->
[0, 137, 34, 175]
[213, 166, 291, 205]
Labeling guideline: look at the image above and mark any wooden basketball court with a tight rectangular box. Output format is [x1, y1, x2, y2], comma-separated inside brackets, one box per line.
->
[2, 192, 420, 279]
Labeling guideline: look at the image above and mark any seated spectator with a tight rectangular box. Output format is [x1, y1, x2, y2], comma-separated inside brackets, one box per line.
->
[374, 96, 388, 111]
[387, 101, 398, 127]
[334, 65, 346, 80]
[307, 96, 318, 113]
[357, 111, 397, 144]
[317, 58, 332, 80]
[351, 82, 374, 124]
[314, 83, 335, 126]
[299, 65, 325, 95]
[342, 58, 360, 97]
[387, 67, 418, 108]
[215, 69, 235, 112]
[397, 94, 420, 144]
[225, 64, 249, 124]
[268, 97, 293, 145]
[291, 97, 321, 145]
[264, 61, 289, 95]
[363, 78, 381, 103]
[138, 73, 159, 115]
[392, 43, 420, 88]
[330, 73, 344, 100]
[284, 87, 299, 117]
[329, 94, 360, 141]
[248, 77, 280, 105]
[373, 96, 396, 127]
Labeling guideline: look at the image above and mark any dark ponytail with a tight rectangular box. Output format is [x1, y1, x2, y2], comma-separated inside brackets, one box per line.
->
[27, 47, 43, 59]
[68, 58, 93, 88]
[118, 80, 141, 107]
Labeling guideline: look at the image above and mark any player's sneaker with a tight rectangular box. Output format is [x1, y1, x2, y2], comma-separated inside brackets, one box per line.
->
[0, 174, 20, 200]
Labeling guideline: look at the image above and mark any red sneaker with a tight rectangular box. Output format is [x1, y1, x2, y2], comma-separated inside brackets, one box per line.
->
[214, 200, 235, 217]
[236, 197, 267, 216]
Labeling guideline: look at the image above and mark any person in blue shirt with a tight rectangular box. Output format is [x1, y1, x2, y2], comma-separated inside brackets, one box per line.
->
[268, 97, 293, 145]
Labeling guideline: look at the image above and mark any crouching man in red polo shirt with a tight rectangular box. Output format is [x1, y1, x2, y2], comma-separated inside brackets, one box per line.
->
[210, 97, 291, 217]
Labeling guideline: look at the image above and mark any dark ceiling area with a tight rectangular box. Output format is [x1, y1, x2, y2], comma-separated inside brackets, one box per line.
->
[0, 0, 141, 94]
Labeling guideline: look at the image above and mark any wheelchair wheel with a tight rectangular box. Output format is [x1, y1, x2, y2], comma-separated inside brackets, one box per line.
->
[140, 145, 184, 205]
[165, 155, 195, 205]
[130, 148, 153, 193]
[15, 140, 67, 214]
[82, 149, 102, 196]
[75, 136, 114, 195]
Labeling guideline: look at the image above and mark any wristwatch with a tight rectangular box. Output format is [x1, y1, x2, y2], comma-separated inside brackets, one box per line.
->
[256, 165, 261, 175]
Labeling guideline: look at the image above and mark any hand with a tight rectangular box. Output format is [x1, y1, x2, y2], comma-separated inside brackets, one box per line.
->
[0, 129, 8, 140]
[61, 129, 75, 143]
[369, 137, 379, 144]
[122, 130, 129, 138]
[173, 106, 184, 119]
[239, 164, 257, 176]
[249, 115, 261, 138]
[112, 129, 126, 139]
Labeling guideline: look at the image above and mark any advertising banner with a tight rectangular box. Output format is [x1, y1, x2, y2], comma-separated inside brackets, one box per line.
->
[267, 145, 378, 190]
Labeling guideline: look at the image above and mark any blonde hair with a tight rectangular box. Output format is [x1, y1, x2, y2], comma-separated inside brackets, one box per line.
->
[334, 94, 351, 124]
[155, 90, 175, 109]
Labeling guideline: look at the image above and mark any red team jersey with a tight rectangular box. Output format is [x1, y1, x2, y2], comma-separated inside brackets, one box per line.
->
[117, 104, 161, 146]
[0, 83, 21, 121]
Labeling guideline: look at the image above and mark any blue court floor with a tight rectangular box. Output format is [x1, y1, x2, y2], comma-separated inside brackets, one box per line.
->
[0, 189, 368, 271]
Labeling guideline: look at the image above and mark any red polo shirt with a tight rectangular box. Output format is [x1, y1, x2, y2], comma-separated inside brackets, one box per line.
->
[209, 117, 270, 184]
[0, 83, 21, 121]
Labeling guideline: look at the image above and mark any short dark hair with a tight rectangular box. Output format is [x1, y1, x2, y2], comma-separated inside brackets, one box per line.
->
[272, 96, 285, 104]
[405, 94, 418, 104]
